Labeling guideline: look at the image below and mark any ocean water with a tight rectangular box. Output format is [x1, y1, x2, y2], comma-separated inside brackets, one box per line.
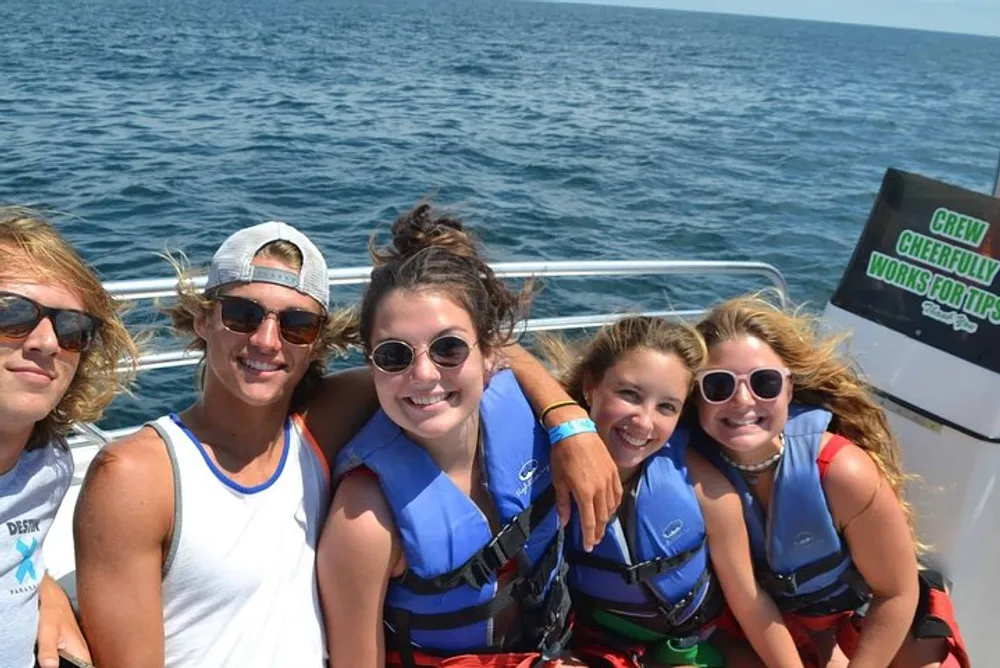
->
[2, 0, 999, 428]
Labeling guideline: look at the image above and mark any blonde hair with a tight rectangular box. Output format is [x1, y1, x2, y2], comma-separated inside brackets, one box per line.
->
[163, 240, 357, 414]
[696, 292, 918, 541]
[0, 206, 139, 449]
[538, 315, 707, 409]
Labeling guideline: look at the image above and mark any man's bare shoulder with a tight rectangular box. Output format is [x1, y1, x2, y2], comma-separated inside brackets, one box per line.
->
[76, 425, 174, 534]
[88, 425, 171, 484]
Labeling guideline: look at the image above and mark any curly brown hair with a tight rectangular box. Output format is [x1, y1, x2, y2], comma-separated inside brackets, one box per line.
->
[0, 206, 139, 449]
[696, 292, 918, 541]
[359, 202, 533, 356]
[163, 240, 356, 414]
[537, 315, 707, 410]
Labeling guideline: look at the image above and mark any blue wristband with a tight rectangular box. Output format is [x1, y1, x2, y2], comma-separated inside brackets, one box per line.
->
[547, 418, 597, 445]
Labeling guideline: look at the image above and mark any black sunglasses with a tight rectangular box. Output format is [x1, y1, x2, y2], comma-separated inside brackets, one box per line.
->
[696, 367, 790, 404]
[369, 335, 476, 374]
[215, 295, 326, 346]
[0, 290, 102, 353]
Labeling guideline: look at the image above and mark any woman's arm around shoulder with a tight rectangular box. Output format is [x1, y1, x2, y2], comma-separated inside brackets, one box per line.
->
[73, 426, 175, 668]
[820, 436, 919, 668]
[687, 450, 803, 668]
[317, 471, 402, 668]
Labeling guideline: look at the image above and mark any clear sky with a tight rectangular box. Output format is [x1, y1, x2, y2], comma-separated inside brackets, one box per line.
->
[544, 0, 1000, 37]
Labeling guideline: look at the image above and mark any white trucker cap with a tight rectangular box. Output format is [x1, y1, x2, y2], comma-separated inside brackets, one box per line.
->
[204, 221, 329, 309]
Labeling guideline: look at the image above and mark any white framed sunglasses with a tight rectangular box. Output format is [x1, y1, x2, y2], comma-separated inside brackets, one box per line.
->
[696, 367, 791, 404]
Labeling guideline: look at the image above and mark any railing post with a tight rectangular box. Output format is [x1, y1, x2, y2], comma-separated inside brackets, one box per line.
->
[73, 421, 112, 446]
[993, 149, 1000, 199]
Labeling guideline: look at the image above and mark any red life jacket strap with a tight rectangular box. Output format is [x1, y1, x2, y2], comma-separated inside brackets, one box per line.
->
[385, 650, 549, 667]
[817, 434, 853, 480]
[916, 573, 971, 668]
[570, 642, 642, 668]
[835, 572, 970, 668]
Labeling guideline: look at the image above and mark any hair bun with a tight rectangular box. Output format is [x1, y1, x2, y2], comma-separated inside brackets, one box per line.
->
[378, 203, 475, 263]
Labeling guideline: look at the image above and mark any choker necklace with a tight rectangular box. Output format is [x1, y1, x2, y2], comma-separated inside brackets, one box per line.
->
[719, 433, 784, 484]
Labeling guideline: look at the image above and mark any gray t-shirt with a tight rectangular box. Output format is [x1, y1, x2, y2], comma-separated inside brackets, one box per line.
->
[0, 443, 74, 668]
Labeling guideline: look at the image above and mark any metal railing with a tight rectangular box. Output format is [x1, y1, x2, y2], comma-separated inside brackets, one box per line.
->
[105, 260, 788, 302]
[110, 260, 787, 373]
[71, 259, 788, 447]
[993, 149, 1000, 199]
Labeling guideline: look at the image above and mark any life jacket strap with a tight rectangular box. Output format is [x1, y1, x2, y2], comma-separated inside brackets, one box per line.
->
[394, 609, 417, 668]
[824, 570, 970, 668]
[386, 531, 571, 657]
[567, 537, 705, 586]
[532, 563, 574, 664]
[912, 569, 953, 638]
[678, 574, 725, 634]
[757, 546, 851, 597]
[571, 569, 713, 628]
[398, 486, 557, 594]
[762, 555, 870, 615]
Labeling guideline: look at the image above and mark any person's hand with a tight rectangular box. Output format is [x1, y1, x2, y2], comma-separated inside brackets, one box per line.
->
[548, 406, 622, 551]
[37, 575, 93, 668]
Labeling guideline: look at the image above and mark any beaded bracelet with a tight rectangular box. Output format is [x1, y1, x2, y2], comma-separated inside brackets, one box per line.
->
[547, 418, 597, 446]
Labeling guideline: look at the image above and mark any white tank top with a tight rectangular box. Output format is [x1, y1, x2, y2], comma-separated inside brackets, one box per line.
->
[151, 413, 329, 668]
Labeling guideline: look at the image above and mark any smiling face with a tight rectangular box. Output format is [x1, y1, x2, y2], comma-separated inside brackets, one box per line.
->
[697, 335, 792, 456]
[196, 255, 324, 408]
[368, 288, 491, 449]
[584, 347, 691, 480]
[0, 278, 86, 442]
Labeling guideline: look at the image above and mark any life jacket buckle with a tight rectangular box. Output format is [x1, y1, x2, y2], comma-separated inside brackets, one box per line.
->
[620, 541, 704, 587]
[465, 557, 496, 589]
[463, 537, 514, 588]
[622, 554, 678, 586]
[766, 570, 800, 596]
[485, 534, 516, 569]
[622, 560, 659, 585]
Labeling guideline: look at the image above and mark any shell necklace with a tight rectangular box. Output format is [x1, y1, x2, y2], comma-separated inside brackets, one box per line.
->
[719, 433, 785, 484]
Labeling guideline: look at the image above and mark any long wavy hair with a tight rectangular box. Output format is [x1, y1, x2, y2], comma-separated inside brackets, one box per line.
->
[696, 292, 918, 541]
[0, 206, 139, 449]
[163, 240, 356, 414]
[538, 315, 707, 411]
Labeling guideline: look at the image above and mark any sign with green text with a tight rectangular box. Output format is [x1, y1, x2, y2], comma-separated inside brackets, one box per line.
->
[831, 168, 1000, 373]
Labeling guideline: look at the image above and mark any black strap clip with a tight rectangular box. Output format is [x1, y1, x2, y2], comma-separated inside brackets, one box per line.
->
[764, 569, 800, 596]
[621, 542, 702, 586]
[464, 512, 532, 588]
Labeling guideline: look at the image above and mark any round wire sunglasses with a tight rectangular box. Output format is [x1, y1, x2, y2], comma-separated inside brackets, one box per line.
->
[368, 335, 477, 374]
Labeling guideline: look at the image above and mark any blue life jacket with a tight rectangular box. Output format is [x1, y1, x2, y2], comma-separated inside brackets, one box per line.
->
[566, 426, 722, 637]
[697, 404, 869, 615]
[334, 370, 570, 663]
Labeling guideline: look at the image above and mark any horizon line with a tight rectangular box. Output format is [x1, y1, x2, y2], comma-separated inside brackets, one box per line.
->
[533, 0, 1000, 40]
